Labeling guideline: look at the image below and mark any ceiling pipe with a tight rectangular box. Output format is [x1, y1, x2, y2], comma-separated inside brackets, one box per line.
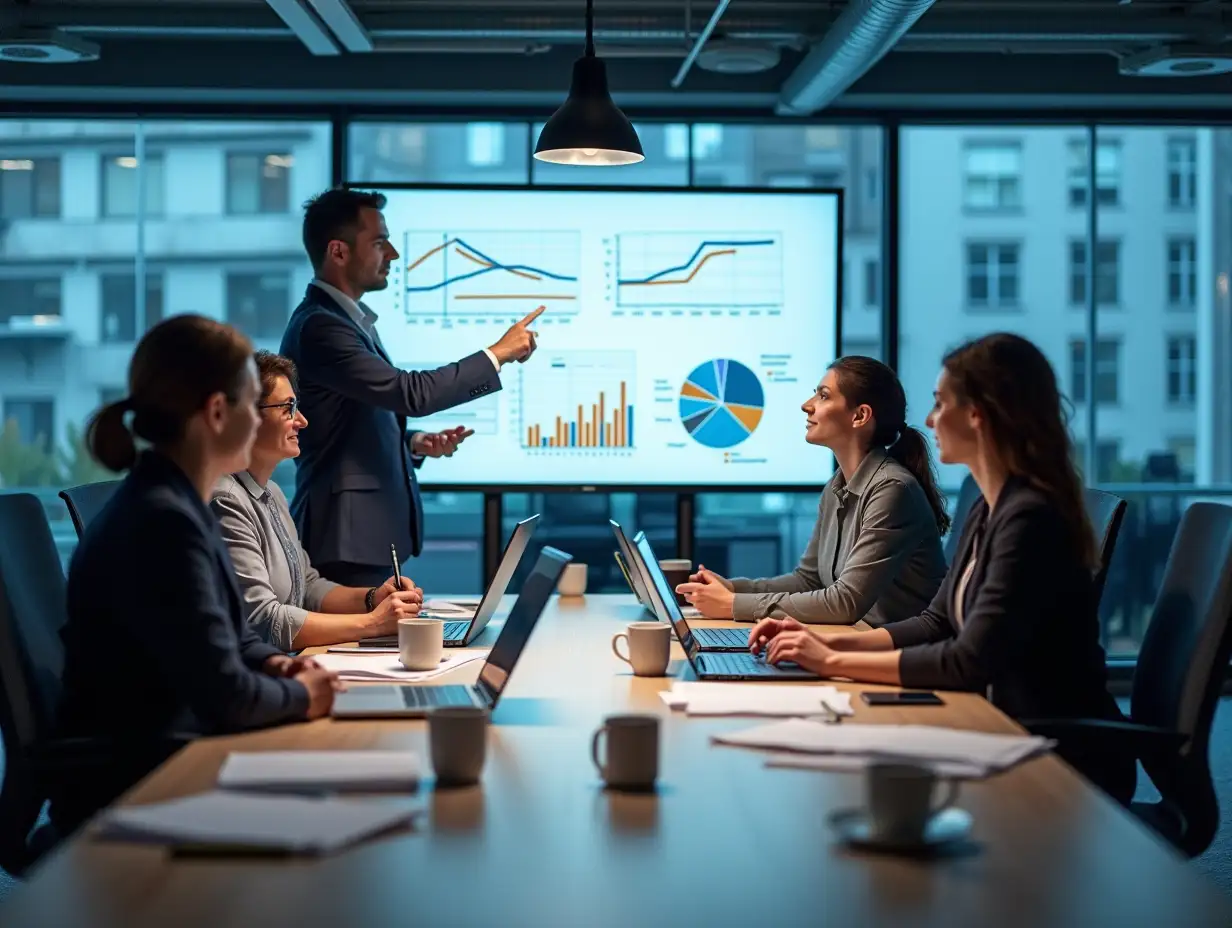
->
[305, 0, 373, 52]
[263, 0, 339, 55]
[672, 0, 732, 88]
[776, 0, 938, 115]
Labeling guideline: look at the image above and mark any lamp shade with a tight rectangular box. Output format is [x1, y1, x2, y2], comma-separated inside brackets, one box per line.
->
[533, 56, 644, 166]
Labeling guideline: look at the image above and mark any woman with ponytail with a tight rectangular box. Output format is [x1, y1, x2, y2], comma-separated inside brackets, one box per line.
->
[749, 334, 1134, 803]
[677, 356, 948, 627]
[52, 315, 339, 833]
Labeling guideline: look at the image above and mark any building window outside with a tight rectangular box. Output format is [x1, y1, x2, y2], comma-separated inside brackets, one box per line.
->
[0, 277, 61, 325]
[1166, 335, 1197, 405]
[963, 142, 1022, 210]
[3, 398, 54, 452]
[1074, 439, 1122, 483]
[1167, 237, 1197, 308]
[1067, 139, 1121, 207]
[1168, 437, 1196, 481]
[1069, 338, 1120, 405]
[966, 242, 1020, 309]
[226, 152, 292, 214]
[1068, 240, 1120, 306]
[100, 272, 165, 343]
[226, 272, 290, 339]
[1166, 136, 1196, 208]
[465, 124, 506, 167]
[0, 157, 60, 219]
[101, 153, 165, 217]
[666, 125, 723, 161]
[864, 258, 879, 307]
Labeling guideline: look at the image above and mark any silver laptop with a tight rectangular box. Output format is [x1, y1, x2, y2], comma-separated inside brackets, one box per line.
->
[360, 515, 540, 649]
[633, 532, 817, 681]
[608, 519, 706, 623]
[333, 546, 571, 718]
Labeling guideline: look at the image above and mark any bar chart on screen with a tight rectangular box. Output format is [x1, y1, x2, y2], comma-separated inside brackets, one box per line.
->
[519, 351, 636, 452]
[396, 230, 581, 326]
[613, 231, 783, 311]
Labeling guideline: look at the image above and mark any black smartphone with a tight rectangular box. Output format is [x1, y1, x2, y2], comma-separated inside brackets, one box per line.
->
[861, 690, 944, 706]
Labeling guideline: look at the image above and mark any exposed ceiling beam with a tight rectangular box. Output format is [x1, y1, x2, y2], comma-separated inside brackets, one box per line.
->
[672, 0, 732, 88]
[264, 0, 340, 56]
[306, 0, 373, 53]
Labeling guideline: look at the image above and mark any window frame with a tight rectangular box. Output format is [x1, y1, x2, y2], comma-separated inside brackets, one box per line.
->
[965, 240, 1021, 310]
[962, 140, 1023, 212]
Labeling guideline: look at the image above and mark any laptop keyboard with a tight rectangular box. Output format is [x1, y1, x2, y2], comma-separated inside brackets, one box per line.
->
[443, 621, 470, 641]
[693, 627, 748, 648]
[399, 686, 476, 708]
[703, 651, 782, 675]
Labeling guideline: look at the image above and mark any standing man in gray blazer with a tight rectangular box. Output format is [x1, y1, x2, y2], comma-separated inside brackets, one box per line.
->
[281, 187, 541, 588]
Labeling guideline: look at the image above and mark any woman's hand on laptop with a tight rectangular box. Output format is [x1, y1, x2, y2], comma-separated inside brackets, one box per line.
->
[367, 589, 422, 636]
[747, 617, 805, 654]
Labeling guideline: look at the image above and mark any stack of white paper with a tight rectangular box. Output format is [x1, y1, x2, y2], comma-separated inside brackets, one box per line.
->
[313, 650, 488, 682]
[713, 719, 1052, 778]
[96, 792, 418, 855]
[659, 682, 853, 718]
[218, 751, 421, 793]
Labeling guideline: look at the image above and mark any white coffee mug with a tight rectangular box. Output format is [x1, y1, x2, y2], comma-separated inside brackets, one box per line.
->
[558, 562, 588, 597]
[429, 706, 489, 786]
[611, 622, 671, 676]
[399, 617, 443, 671]
[592, 714, 659, 790]
[866, 762, 959, 843]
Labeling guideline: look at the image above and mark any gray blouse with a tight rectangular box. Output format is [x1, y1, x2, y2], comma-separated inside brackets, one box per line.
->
[211, 472, 340, 650]
[730, 448, 947, 627]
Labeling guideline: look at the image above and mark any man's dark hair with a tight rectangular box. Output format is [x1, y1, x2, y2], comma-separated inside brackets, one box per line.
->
[302, 187, 387, 270]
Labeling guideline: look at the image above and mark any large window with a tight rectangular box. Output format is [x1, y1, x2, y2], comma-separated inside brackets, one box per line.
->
[1167, 135, 1196, 208]
[1166, 335, 1197, 405]
[226, 152, 292, 214]
[348, 122, 530, 184]
[226, 271, 291, 339]
[966, 242, 1020, 309]
[963, 142, 1022, 210]
[1069, 240, 1120, 306]
[100, 272, 164, 343]
[3, 398, 54, 452]
[1167, 236, 1197, 308]
[1069, 338, 1121, 405]
[0, 156, 60, 219]
[0, 277, 61, 325]
[101, 152, 165, 217]
[1067, 138, 1121, 207]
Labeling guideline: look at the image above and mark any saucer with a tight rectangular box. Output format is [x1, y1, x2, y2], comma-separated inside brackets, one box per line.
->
[828, 807, 973, 854]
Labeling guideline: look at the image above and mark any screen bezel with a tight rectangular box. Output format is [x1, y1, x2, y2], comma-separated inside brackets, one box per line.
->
[464, 514, 540, 642]
[357, 182, 844, 493]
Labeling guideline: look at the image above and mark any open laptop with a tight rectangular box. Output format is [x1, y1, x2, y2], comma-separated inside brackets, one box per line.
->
[333, 546, 571, 718]
[360, 514, 540, 649]
[633, 532, 817, 680]
[608, 519, 705, 622]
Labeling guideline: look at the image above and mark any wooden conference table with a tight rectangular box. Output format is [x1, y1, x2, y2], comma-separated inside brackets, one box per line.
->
[5, 595, 1230, 927]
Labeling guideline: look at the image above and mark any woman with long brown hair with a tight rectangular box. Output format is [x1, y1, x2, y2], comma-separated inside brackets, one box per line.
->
[678, 355, 948, 627]
[748, 333, 1133, 802]
[51, 315, 340, 833]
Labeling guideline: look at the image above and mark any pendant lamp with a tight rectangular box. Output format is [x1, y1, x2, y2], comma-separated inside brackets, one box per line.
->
[533, 0, 644, 166]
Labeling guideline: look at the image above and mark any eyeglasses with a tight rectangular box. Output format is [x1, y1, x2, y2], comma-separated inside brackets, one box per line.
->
[258, 397, 299, 420]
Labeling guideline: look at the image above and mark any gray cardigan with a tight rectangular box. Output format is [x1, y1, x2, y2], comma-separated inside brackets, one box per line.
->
[211, 472, 340, 650]
[731, 449, 946, 626]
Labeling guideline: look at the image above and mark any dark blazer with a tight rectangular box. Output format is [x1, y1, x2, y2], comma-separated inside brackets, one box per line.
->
[280, 284, 501, 566]
[52, 451, 309, 828]
[886, 476, 1134, 801]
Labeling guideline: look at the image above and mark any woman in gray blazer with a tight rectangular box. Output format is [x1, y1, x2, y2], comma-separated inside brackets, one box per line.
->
[677, 356, 949, 627]
[211, 351, 423, 650]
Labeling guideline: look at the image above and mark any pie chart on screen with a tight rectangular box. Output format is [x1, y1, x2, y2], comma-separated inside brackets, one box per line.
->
[679, 359, 765, 449]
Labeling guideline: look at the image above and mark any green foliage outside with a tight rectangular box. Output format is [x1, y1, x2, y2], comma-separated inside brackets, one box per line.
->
[0, 418, 118, 489]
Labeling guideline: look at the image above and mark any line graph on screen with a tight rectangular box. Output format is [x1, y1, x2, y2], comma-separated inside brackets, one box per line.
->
[615, 231, 783, 310]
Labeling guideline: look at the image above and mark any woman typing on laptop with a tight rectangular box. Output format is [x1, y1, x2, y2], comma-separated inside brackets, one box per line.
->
[52, 317, 341, 833]
[747, 334, 1134, 803]
[677, 357, 949, 627]
[211, 351, 424, 650]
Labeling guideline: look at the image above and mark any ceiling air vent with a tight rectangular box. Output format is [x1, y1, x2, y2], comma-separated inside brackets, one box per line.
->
[696, 40, 781, 75]
[0, 27, 100, 64]
[1119, 46, 1232, 77]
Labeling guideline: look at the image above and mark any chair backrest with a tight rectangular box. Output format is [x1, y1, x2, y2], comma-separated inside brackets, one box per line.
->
[0, 493, 70, 872]
[58, 480, 121, 539]
[1131, 501, 1232, 858]
[942, 475, 981, 565]
[1083, 487, 1127, 607]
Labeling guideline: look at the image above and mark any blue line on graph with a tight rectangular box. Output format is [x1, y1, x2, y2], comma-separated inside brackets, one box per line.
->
[406, 237, 578, 294]
[618, 239, 775, 286]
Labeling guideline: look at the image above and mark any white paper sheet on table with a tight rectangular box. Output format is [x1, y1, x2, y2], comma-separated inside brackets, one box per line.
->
[421, 598, 480, 617]
[658, 682, 853, 717]
[217, 751, 422, 792]
[713, 719, 1052, 772]
[96, 792, 419, 854]
[764, 753, 992, 779]
[313, 650, 488, 681]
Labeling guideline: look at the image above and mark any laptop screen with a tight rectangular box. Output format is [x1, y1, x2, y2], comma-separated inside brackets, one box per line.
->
[609, 520, 652, 605]
[632, 532, 699, 655]
[475, 546, 571, 705]
[467, 515, 540, 638]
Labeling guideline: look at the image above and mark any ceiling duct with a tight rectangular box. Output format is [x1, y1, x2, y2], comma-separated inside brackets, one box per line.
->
[776, 0, 937, 115]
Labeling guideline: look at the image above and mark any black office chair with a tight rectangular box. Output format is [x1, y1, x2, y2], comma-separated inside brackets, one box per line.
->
[58, 480, 121, 540]
[1084, 487, 1127, 607]
[942, 475, 981, 566]
[1025, 502, 1232, 858]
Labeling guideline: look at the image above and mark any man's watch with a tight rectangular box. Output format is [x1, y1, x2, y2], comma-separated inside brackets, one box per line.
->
[365, 587, 378, 612]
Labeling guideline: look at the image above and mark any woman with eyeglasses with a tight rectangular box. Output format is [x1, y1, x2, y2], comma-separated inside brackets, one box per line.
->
[211, 350, 424, 650]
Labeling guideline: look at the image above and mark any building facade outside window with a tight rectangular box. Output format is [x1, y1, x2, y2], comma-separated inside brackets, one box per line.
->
[0, 157, 60, 219]
[963, 142, 1022, 210]
[226, 152, 292, 214]
[966, 242, 1020, 309]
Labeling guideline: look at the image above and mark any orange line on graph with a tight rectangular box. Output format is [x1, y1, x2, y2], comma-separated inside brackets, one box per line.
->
[681, 381, 718, 402]
[454, 246, 542, 281]
[406, 238, 455, 272]
[453, 294, 577, 300]
[620, 249, 736, 287]
[725, 402, 764, 433]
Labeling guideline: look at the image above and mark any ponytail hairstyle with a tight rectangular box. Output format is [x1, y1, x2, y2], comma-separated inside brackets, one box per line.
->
[86, 315, 254, 472]
[827, 355, 951, 536]
[941, 333, 1097, 570]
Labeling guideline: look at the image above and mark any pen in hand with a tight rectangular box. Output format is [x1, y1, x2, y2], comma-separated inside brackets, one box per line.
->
[391, 543, 402, 591]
